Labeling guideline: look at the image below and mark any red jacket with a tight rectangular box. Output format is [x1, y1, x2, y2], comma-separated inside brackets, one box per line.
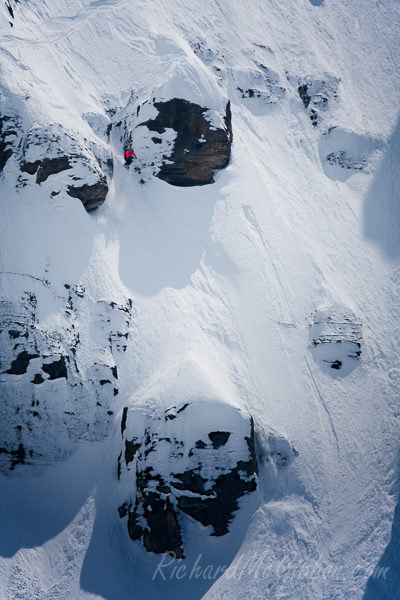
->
[125, 149, 137, 159]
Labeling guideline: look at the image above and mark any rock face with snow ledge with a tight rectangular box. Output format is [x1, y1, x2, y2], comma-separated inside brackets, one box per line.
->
[310, 305, 362, 375]
[0, 273, 132, 471]
[117, 401, 258, 558]
[18, 123, 112, 211]
[127, 98, 232, 186]
[0, 87, 113, 212]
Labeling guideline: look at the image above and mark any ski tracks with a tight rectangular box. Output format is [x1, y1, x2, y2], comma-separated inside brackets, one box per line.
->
[2, 0, 133, 49]
[305, 355, 340, 455]
[241, 203, 296, 326]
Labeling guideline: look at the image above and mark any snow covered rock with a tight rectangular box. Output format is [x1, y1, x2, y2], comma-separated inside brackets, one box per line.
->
[310, 305, 362, 375]
[319, 126, 384, 180]
[297, 73, 340, 127]
[127, 98, 232, 186]
[18, 124, 111, 211]
[0, 274, 132, 471]
[117, 401, 258, 558]
[0, 114, 20, 172]
[326, 150, 367, 170]
[233, 65, 286, 104]
[190, 41, 226, 86]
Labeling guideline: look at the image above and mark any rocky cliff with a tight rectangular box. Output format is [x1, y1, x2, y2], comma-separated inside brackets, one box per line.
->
[118, 402, 258, 558]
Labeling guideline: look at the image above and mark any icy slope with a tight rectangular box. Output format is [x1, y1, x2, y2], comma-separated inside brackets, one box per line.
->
[1, 0, 400, 599]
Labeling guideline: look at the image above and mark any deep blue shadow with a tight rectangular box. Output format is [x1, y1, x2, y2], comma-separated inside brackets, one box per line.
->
[363, 467, 400, 599]
[0, 443, 100, 557]
[363, 115, 400, 258]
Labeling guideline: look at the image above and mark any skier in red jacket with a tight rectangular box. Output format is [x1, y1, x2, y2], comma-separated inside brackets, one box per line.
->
[124, 148, 137, 166]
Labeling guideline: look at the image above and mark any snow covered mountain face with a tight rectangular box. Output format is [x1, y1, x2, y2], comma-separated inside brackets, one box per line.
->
[1, 0, 400, 598]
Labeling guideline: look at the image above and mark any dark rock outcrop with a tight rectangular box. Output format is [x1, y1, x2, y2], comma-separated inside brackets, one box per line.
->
[298, 84, 311, 109]
[208, 430, 231, 448]
[139, 98, 232, 186]
[67, 178, 108, 211]
[117, 402, 258, 558]
[42, 355, 68, 380]
[0, 115, 19, 172]
[5, 350, 40, 375]
[20, 156, 72, 183]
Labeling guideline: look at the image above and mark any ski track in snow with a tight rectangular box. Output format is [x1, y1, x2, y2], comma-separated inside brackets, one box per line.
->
[1, 0, 133, 47]
[241, 203, 295, 326]
[304, 355, 340, 454]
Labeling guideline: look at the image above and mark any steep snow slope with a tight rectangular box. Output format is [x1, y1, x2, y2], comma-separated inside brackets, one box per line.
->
[1, 0, 400, 599]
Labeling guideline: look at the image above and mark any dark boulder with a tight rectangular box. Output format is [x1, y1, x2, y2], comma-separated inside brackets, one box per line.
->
[139, 98, 232, 186]
[67, 178, 108, 211]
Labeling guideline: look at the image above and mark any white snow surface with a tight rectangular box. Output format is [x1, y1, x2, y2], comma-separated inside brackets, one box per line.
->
[1, 0, 400, 599]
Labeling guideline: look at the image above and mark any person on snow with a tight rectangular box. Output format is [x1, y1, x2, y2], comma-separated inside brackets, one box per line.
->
[124, 148, 137, 165]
